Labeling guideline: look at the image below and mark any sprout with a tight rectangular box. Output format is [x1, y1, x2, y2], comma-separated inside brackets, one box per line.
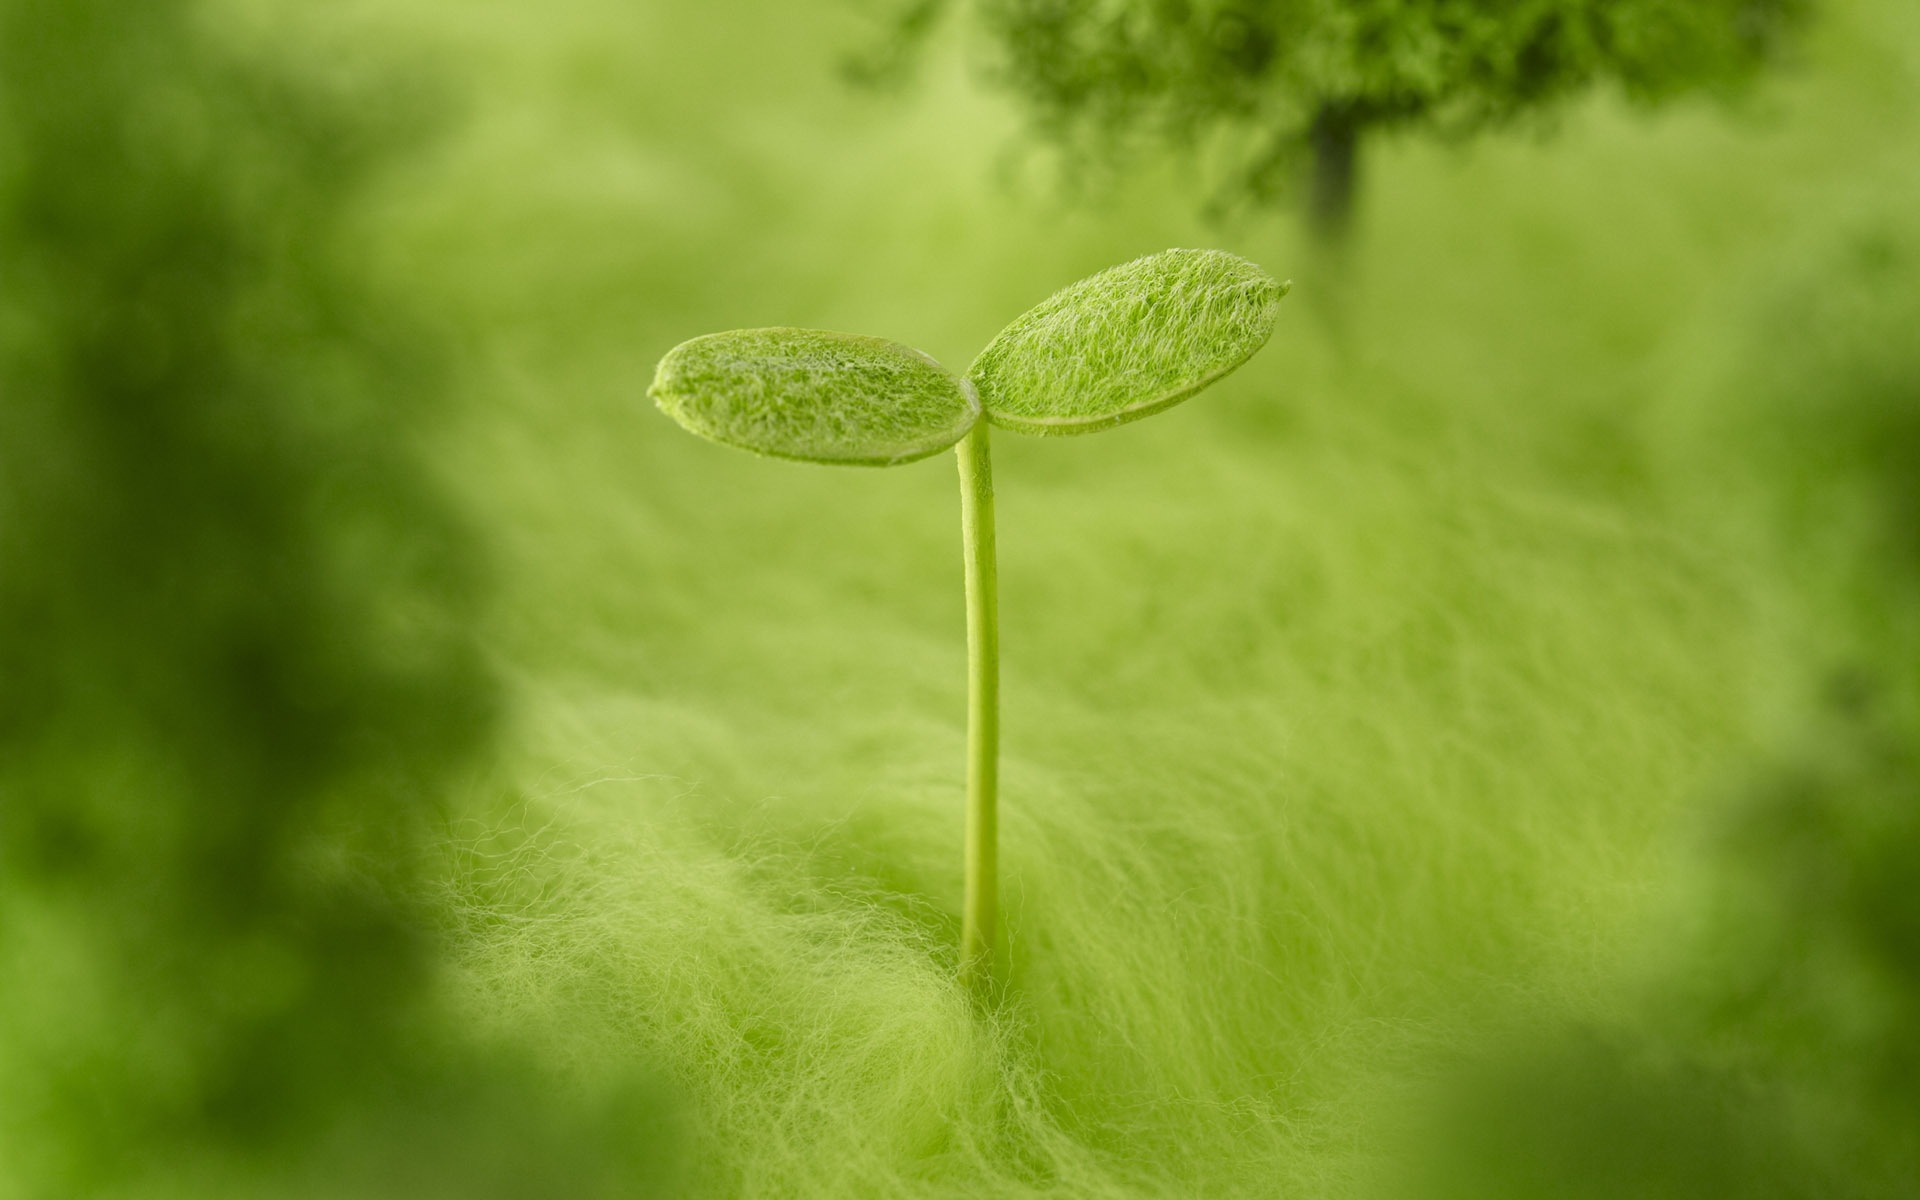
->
[649, 248, 1289, 996]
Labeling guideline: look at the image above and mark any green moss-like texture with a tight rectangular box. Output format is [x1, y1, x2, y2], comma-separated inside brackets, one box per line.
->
[652, 328, 977, 465]
[970, 249, 1288, 434]
[5, 0, 1919, 1195]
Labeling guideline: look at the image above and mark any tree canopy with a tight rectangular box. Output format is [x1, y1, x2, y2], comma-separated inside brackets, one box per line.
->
[859, 0, 1812, 239]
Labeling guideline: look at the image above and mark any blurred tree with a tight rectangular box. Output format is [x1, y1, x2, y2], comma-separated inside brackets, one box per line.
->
[0, 1, 672, 1194]
[1396, 195, 1920, 1200]
[1713, 211, 1920, 604]
[1404, 678, 1920, 1200]
[854, 0, 1811, 244]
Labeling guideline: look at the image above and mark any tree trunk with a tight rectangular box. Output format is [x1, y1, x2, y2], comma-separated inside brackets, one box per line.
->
[1307, 103, 1361, 248]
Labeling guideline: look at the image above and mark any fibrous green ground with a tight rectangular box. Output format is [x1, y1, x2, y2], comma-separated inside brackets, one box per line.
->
[370, 0, 1918, 1193]
[6, 0, 1919, 1194]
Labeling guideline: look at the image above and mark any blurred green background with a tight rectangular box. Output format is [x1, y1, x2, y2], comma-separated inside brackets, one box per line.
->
[2, 0, 1916, 1195]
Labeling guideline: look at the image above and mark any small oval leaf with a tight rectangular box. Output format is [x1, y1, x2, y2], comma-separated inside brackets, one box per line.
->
[967, 248, 1288, 436]
[650, 328, 979, 466]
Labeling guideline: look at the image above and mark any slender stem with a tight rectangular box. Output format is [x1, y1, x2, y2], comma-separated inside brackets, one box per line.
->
[955, 420, 999, 996]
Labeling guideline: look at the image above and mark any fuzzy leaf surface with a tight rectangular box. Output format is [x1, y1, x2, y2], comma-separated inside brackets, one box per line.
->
[968, 248, 1287, 435]
[650, 328, 978, 465]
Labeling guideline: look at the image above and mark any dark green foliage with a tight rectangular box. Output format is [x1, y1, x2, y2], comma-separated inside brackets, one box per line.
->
[862, 0, 1811, 235]
[1412, 1036, 1829, 1200]
[1399, 205, 1920, 1199]
[1711, 680, 1920, 1119]
[1405, 681, 1920, 1200]
[1714, 212, 1920, 596]
[0, 1, 672, 1192]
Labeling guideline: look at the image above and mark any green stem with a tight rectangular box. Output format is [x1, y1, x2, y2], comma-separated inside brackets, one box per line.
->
[955, 420, 999, 996]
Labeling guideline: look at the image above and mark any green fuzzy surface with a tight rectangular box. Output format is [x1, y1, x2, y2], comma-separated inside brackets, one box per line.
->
[969, 249, 1288, 435]
[375, 0, 1919, 1191]
[651, 328, 977, 465]
[5, 0, 1918, 1195]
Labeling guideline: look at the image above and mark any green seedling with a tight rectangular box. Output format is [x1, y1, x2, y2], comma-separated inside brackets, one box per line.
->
[649, 248, 1288, 995]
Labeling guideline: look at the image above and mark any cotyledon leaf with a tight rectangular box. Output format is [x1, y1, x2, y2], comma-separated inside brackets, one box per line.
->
[967, 248, 1288, 436]
[650, 327, 980, 466]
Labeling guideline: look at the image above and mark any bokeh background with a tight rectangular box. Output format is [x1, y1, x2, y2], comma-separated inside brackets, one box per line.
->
[2, 0, 1916, 1195]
